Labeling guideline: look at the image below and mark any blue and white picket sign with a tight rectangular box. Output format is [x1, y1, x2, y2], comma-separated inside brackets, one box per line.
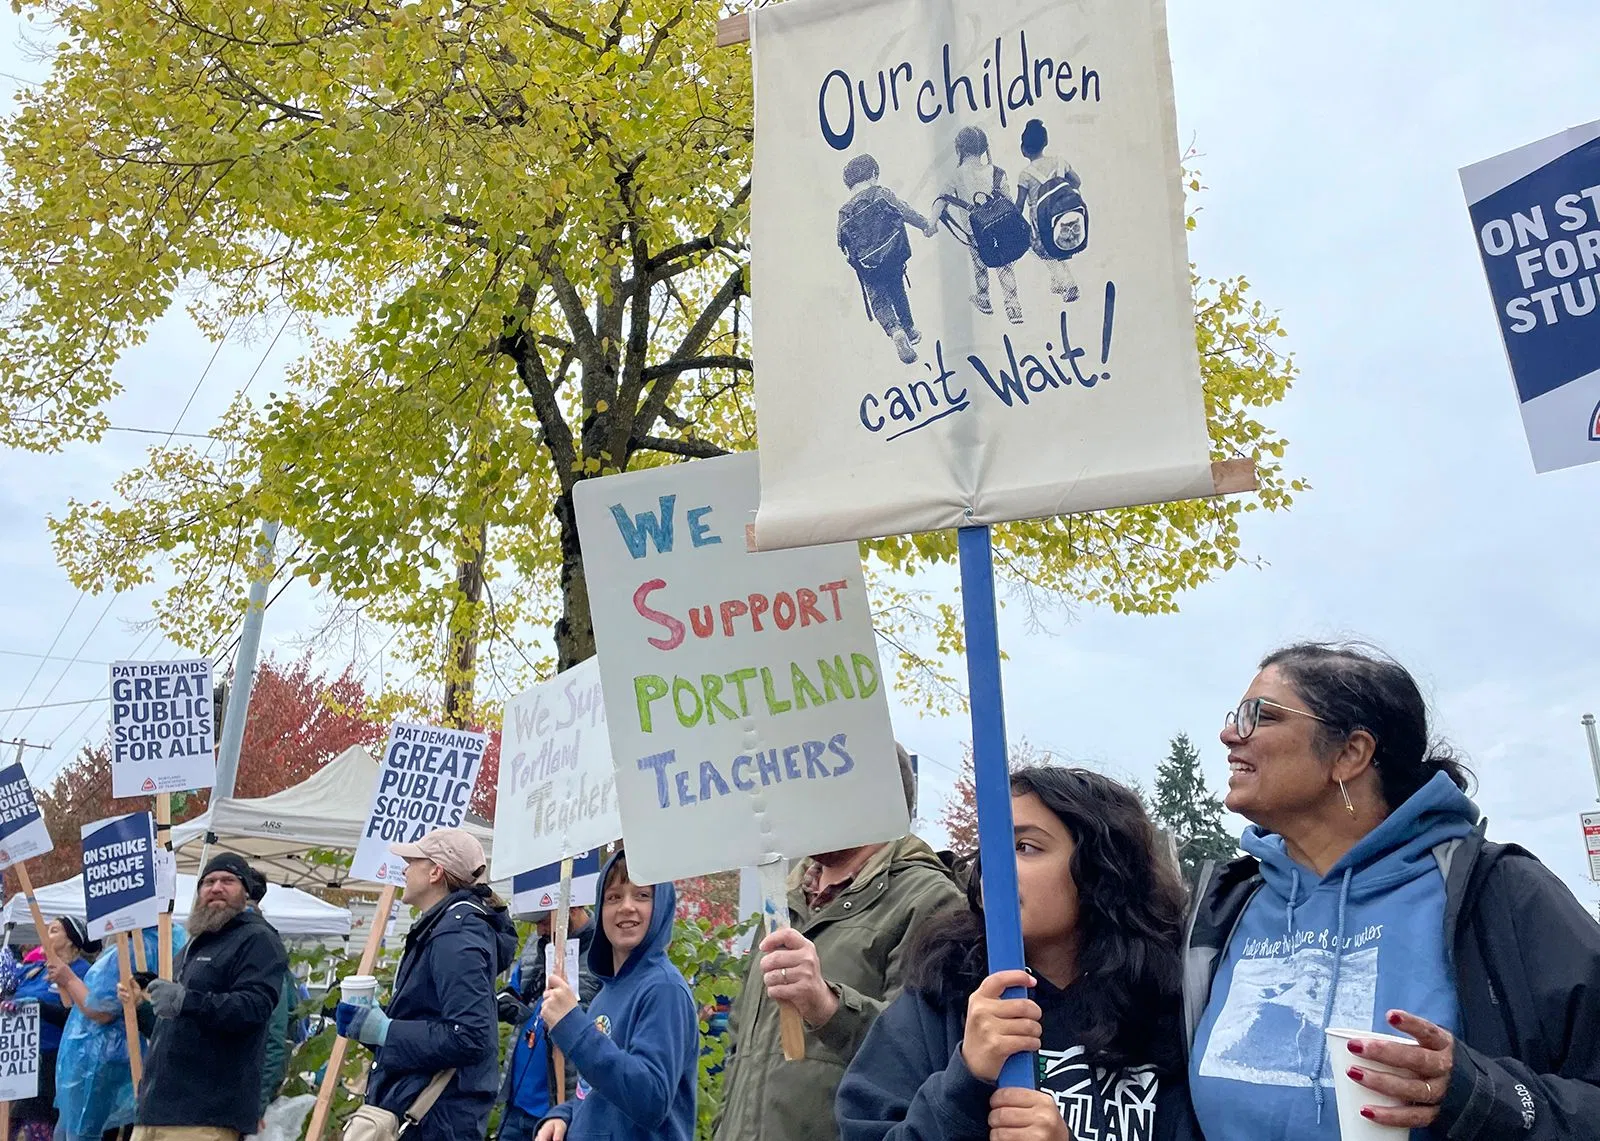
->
[0, 1002, 40, 1100]
[108, 658, 216, 798]
[1461, 119, 1600, 473]
[0, 762, 53, 871]
[511, 849, 603, 915]
[80, 812, 159, 938]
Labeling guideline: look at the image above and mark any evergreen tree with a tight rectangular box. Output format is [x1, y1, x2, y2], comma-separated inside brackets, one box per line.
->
[1151, 732, 1237, 885]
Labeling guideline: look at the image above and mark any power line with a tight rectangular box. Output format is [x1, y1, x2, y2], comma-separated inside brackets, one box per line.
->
[0, 648, 115, 667]
[0, 594, 85, 737]
[0, 697, 102, 714]
[6, 416, 221, 441]
[13, 593, 118, 738]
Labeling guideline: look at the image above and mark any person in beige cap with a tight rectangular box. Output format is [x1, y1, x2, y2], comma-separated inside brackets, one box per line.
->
[334, 827, 519, 1140]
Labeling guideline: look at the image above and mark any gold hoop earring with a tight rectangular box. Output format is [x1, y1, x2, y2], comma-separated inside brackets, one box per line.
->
[1338, 779, 1355, 816]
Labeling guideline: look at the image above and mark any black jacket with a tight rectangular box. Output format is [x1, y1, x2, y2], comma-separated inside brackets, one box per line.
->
[498, 919, 603, 1112]
[837, 984, 1197, 1141]
[137, 908, 290, 1134]
[366, 887, 519, 1141]
[1185, 827, 1600, 1140]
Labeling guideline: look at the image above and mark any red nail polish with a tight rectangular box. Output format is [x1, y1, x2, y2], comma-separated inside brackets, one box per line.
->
[1361, 1109, 1376, 1121]
[1348, 1067, 1364, 1081]
[1388, 1011, 1403, 1027]
[1347, 1041, 1365, 1056]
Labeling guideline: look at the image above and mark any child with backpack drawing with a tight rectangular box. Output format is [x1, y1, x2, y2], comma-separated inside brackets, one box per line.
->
[934, 126, 1031, 324]
[1016, 118, 1089, 302]
[837, 154, 937, 364]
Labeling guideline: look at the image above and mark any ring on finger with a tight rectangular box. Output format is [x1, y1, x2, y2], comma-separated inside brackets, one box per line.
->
[781, 967, 789, 984]
[1423, 1080, 1435, 1101]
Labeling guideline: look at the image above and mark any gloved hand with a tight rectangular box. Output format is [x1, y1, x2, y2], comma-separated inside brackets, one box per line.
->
[132, 970, 158, 989]
[496, 988, 528, 1026]
[335, 1001, 391, 1046]
[146, 979, 186, 1019]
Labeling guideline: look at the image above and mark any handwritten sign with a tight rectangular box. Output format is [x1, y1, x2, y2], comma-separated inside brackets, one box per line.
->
[81, 812, 159, 937]
[1460, 119, 1600, 473]
[745, 0, 1212, 549]
[350, 723, 488, 885]
[573, 452, 907, 883]
[109, 658, 215, 796]
[0, 762, 52, 870]
[512, 850, 603, 914]
[491, 659, 621, 881]
[0, 1003, 39, 1100]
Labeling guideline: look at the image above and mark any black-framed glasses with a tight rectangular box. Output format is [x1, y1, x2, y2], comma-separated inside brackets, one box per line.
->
[1224, 697, 1328, 740]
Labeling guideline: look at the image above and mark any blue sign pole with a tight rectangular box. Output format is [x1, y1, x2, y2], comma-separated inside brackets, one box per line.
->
[957, 524, 1034, 1090]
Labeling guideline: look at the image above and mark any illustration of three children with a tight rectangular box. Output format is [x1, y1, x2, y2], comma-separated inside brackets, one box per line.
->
[837, 118, 1089, 364]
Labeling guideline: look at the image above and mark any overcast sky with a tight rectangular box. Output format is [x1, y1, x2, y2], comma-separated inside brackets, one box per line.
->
[1, 3, 1597, 904]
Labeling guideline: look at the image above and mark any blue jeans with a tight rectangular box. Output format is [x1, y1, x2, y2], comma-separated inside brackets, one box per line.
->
[497, 1105, 541, 1141]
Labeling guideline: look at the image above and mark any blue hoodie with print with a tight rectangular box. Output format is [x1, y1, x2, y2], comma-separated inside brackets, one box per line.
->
[544, 852, 698, 1141]
[1190, 772, 1479, 1140]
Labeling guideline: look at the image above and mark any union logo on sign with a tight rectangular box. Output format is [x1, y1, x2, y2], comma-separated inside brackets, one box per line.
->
[1589, 399, 1600, 442]
[103, 921, 115, 933]
[141, 778, 156, 792]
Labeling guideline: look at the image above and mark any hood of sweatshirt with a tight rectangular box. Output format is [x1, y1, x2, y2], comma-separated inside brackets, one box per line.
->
[588, 850, 678, 981]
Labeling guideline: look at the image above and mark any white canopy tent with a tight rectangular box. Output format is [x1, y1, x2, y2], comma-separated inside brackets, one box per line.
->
[2, 874, 352, 944]
[168, 745, 497, 890]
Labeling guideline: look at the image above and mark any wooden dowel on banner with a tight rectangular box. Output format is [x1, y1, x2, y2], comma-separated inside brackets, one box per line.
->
[14, 863, 63, 970]
[756, 858, 806, 1061]
[306, 883, 398, 1141]
[551, 856, 575, 1104]
[717, 13, 749, 46]
[154, 794, 174, 979]
[131, 930, 149, 974]
[114, 932, 144, 1090]
[1, 1096, 9, 1138]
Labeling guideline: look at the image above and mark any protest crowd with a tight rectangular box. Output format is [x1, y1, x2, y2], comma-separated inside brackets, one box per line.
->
[0, 643, 1595, 1141]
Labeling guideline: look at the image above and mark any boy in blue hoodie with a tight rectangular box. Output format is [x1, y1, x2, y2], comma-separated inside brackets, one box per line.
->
[534, 852, 697, 1141]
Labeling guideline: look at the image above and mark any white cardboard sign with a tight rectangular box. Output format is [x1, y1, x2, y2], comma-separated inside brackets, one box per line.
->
[573, 451, 908, 883]
[351, 723, 489, 887]
[491, 658, 622, 881]
[0, 1004, 39, 1100]
[747, 0, 1212, 549]
[0, 762, 52, 870]
[109, 658, 216, 796]
[544, 937, 582, 986]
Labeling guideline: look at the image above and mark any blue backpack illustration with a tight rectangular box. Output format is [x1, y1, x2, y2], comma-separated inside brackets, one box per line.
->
[840, 191, 912, 276]
[941, 167, 1031, 269]
[1031, 168, 1088, 261]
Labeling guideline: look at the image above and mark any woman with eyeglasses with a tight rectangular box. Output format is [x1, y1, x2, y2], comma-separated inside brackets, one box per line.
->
[1186, 642, 1600, 1141]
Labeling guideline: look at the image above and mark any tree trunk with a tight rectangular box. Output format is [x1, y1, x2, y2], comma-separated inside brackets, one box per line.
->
[442, 523, 489, 728]
[553, 491, 595, 671]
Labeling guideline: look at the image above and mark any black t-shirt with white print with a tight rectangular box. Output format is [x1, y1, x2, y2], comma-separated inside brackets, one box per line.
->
[1031, 974, 1189, 1141]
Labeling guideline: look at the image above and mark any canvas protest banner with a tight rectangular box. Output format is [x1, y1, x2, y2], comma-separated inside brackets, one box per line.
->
[350, 722, 489, 886]
[1460, 119, 1600, 474]
[573, 451, 907, 884]
[491, 658, 621, 882]
[0, 1004, 39, 1101]
[109, 658, 215, 797]
[81, 813, 158, 938]
[745, 0, 1218, 550]
[0, 763, 51, 870]
[512, 849, 603, 914]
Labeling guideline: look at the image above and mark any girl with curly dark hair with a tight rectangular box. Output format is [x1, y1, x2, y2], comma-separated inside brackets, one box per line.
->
[835, 766, 1198, 1141]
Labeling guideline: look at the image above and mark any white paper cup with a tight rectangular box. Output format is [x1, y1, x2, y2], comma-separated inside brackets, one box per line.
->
[340, 974, 378, 1008]
[1325, 1028, 1414, 1139]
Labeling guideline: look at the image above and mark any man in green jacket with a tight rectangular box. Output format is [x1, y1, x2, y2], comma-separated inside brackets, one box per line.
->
[712, 744, 964, 1141]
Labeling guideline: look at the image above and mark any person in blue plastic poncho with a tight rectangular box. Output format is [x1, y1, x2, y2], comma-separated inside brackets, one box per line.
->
[3, 917, 100, 1141]
[54, 926, 181, 1141]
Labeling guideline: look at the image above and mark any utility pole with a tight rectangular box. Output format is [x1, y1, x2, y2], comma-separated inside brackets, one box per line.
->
[4, 737, 51, 776]
[1584, 714, 1600, 802]
[1581, 716, 1600, 923]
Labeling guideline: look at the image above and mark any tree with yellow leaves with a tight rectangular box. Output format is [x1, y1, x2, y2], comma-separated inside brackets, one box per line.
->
[0, 0, 1301, 720]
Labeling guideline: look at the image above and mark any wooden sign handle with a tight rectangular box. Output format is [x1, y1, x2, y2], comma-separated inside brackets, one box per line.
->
[115, 932, 144, 1090]
[756, 859, 806, 1061]
[13, 863, 63, 970]
[154, 794, 174, 979]
[551, 857, 575, 1104]
[305, 883, 397, 1141]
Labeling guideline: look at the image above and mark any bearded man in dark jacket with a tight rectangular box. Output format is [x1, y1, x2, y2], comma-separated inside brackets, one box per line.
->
[131, 852, 290, 1140]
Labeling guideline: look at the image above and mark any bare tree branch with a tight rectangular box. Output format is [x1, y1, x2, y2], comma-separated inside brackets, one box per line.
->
[632, 435, 730, 459]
